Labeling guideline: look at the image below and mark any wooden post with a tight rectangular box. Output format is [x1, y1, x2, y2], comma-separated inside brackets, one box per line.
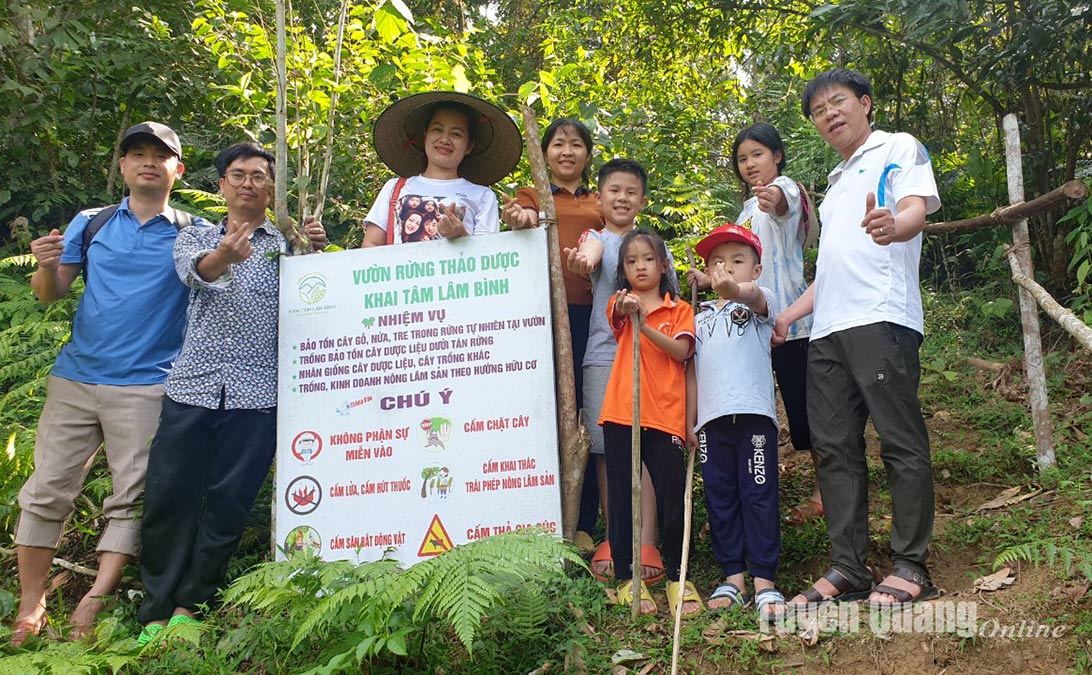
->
[630, 314, 642, 620]
[272, 0, 288, 559]
[670, 447, 697, 674]
[520, 108, 589, 541]
[1003, 113, 1056, 471]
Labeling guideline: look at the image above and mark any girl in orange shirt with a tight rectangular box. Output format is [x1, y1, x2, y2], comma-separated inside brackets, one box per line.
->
[599, 229, 701, 617]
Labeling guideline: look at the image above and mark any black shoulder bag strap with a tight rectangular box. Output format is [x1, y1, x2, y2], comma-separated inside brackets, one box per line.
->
[80, 205, 193, 281]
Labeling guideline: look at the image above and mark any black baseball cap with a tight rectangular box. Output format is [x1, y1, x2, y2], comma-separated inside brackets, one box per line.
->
[120, 121, 182, 158]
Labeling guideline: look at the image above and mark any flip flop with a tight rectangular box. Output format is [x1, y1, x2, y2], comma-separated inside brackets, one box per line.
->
[591, 541, 614, 582]
[10, 616, 46, 648]
[614, 579, 656, 614]
[640, 544, 665, 585]
[793, 567, 873, 605]
[868, 566, 939, 609]
[785, 498, 825, 525]
[708, 581, 750, 610]
[666, 580, 703, 618]
[167, 614, 201, 628]
[136, 623, 166, 647]
[755, 588, 788, 627]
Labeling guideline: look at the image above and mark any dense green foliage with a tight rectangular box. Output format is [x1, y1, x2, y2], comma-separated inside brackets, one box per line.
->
[4, 0, 1091, 271]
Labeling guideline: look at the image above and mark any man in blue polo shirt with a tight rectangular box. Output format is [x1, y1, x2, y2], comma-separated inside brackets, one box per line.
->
[13, 122, 210, 645]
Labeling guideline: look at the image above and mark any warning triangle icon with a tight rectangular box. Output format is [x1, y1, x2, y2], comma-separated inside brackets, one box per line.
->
[417, 514, 454, 557]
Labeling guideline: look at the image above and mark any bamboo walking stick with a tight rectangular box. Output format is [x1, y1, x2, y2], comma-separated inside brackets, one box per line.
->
[520, 107, 589, 542]
[685, 243, 698, 307]
[670, 445, 697, 674]
[630, 311, 643, 620]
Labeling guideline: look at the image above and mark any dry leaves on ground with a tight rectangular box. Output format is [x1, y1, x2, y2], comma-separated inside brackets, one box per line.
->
[974, 566, 1016, 592]
[974, 486, 1042, 512]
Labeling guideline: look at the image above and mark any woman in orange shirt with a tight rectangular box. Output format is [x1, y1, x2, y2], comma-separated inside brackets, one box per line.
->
[502, 118, 604, 549]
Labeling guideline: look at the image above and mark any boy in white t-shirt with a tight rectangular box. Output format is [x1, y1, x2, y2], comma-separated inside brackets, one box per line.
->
[687, 223, 786, 624]
[776, 68, 941, 610]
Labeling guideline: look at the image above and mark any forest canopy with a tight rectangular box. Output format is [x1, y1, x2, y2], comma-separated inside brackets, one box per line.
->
[2, 0, 1091, 291]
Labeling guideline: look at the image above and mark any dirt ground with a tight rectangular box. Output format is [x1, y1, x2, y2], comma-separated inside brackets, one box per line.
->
[673, 404, 1086, 674]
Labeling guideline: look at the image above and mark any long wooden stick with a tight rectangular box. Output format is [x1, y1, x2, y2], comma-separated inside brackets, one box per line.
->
[630, 312, 643, 620]
[924, 180, 1088, 235]
[1003, 113, 1055, 471]
[1006, 248, 1092, 353]
[520, 107, 588, 541]
[312, 0, 349, 223]
[671, 446, 697, 675]
[685, 243, 698, 307]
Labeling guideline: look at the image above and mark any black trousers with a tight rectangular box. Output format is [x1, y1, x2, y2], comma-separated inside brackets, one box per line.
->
[806, 322, 933, 588]
[772, 337, 812, 451]
[603, 422, 685, 582]
[138, 397, 276, 623]
[567, 304, 601, 535]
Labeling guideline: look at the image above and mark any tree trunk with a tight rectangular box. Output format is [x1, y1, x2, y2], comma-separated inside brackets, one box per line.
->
[274, 0, 309, 255]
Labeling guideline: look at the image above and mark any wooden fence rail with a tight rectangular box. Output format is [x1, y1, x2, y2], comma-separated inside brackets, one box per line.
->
[925, 180, 1088, 235]
[928, 113, 1091, 471]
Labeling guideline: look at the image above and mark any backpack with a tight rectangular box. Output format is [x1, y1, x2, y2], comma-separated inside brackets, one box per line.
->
[81, 204, 193, 281]
[797, 181, 820, 250]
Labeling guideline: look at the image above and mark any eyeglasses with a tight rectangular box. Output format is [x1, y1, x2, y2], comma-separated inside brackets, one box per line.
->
[225, 170, 272, 188]
[809, 94, 854, 120]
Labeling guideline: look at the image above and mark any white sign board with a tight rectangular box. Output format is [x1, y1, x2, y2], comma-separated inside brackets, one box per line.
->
[275, 229, 561, 565]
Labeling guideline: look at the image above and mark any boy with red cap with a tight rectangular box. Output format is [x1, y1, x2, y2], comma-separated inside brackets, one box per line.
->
[687, 223, 786, 623]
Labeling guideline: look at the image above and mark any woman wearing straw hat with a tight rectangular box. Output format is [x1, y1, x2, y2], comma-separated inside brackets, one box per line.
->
[360, 92, 522, 246]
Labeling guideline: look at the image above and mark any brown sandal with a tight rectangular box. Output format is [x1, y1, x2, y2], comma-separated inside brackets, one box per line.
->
[869, 567, 939, 607]
[795, 568, 873, 604]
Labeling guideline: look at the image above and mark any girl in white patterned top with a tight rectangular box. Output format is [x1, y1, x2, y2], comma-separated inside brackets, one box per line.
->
[688, 122, 823, 524]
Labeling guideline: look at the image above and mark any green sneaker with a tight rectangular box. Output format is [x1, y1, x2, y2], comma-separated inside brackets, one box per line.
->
[167, 614, 201, 628]
[136, 623, 165, 647]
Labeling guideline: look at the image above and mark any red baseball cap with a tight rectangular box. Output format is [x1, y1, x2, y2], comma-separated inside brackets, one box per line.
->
[695, 223, 762, 261]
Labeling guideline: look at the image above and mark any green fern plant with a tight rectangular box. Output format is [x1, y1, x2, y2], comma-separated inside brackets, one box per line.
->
[993, 537, 1092, 582]
[222, 530, 584, 672]
[0, 247, 76, 537]
[0, 639, 139, 675]
[502, 583, 551, 640]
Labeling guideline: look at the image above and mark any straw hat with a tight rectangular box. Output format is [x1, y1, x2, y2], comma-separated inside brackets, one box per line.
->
[372, 91, 522, 186]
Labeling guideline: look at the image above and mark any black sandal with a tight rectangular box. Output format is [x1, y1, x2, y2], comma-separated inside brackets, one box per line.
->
[795, 568, 873, 604]
[869, 566, 939, 608]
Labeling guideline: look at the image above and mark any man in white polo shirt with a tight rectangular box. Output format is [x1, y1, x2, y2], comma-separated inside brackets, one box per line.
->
[774, 68, 941, 608]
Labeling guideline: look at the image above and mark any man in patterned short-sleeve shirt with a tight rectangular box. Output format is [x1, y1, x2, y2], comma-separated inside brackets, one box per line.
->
[136, 142, 326, 642]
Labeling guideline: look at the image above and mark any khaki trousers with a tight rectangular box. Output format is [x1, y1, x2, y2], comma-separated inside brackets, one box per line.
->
[15, 375, 163, 556]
